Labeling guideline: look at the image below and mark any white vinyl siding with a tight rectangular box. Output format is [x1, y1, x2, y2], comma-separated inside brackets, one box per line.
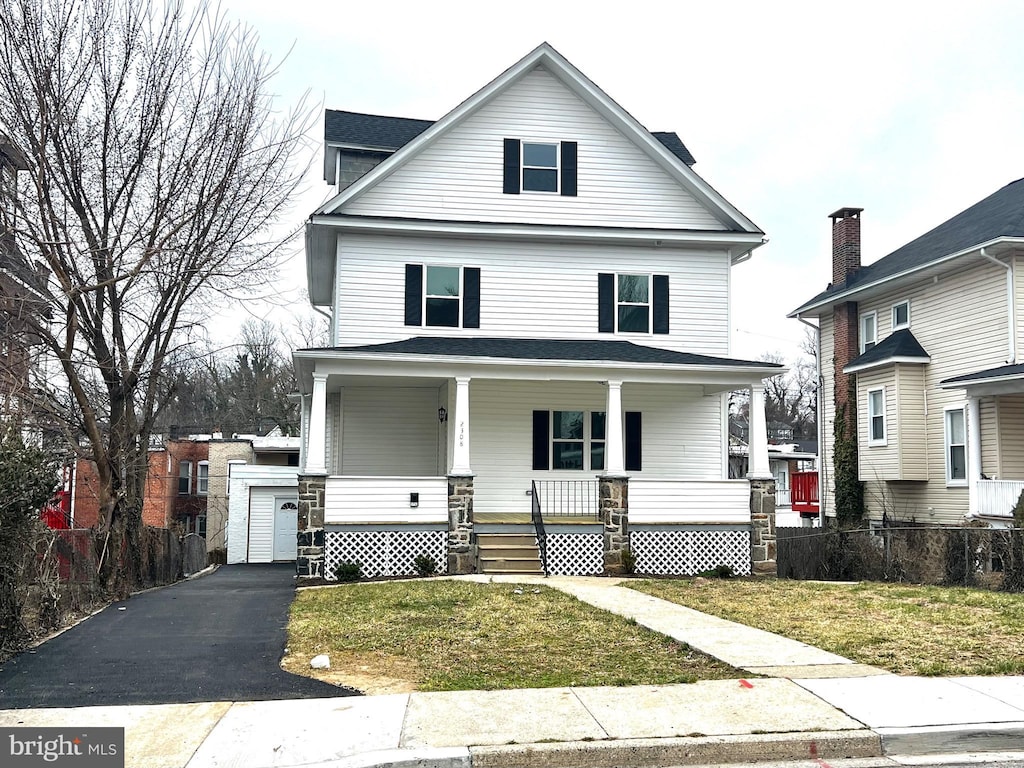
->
[628, 479, 749, 524]
[341, 67, 724, 230]
[333, 234, 730, 355]
[325, 477, 448, 524]
[894, 365, 928, 480]
[247, 490, 276, 563]
[996, 394, 1024, 478]
[469, 379, 724, 516]
[859, 373, 897, 480]
[338, 387, 444, 476]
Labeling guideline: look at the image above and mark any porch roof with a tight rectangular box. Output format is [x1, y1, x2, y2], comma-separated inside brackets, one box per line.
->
[293, 337, 783, 392]
[940, 362, 1024, 396]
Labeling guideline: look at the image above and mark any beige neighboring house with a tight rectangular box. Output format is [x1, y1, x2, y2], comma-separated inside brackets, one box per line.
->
[791, 180, 1024, 528]
[207, 432, 300, 561]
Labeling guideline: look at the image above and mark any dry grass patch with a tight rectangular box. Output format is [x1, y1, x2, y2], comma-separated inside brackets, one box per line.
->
[284, 580, 740, 693]
[628, 578, 1024, 676]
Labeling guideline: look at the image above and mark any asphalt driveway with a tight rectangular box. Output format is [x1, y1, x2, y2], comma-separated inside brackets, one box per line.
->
[0, 564, 357, 708]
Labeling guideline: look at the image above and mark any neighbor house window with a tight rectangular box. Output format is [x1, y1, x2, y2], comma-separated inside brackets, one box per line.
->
[867, 387, 886, 445]
[424, 265, 461, 327]
[197, 461, 209, 495]
[178, 461, 192, 495]
[861, 311, 877, 352]
[522, 142, 559, 192]
[892, 300, 910, 330]
[945, 407, 967, 484]
[617, 274, 651, 333]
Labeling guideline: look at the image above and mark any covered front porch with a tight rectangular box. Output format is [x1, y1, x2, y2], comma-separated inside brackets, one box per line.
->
[293, 338, 781, 577]
[942, 364, 1024, 525]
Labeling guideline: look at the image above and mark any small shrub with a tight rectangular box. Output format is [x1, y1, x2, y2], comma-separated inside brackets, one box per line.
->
[413, 554, 437, 577]
[333, 560, 362, 582]
[620, 548, 637, 575]
[699, 564, 735, 579]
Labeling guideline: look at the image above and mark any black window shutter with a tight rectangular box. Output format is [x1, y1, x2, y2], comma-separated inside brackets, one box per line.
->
[463, 267, 480, 328]
[653, 274, 670, 334]
[598, 273, 614, 333]
[532, 410, 550, 470]
[560, 141, 577, 197]
[503, 138, 520, 194]
[625, 412, 642, 472]
[404, 264, 422, 326]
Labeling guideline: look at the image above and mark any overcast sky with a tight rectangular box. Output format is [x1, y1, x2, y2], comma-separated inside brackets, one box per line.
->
[229, 0, 1024, 363]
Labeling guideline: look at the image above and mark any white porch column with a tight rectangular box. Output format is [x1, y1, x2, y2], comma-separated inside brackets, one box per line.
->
[967, 395, 981, 515]
[305, 372, 328, 475]
[450, 376, 472, 475]
[747, 382, 772, 479]
[604, 380, 625, 475]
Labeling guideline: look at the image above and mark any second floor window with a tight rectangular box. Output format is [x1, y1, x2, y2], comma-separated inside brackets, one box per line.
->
[178, 461, 192, 495]
[197, 462, 209, 495]
[861, 312, 877, 353]
[617, 274, 650, 333]
[404, 264, 480, 329]
[892, 300, 910, 330]
[598, 273, 669, 334]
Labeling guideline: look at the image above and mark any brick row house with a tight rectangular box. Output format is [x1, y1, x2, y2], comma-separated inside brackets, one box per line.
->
[287, 44, 783, 580]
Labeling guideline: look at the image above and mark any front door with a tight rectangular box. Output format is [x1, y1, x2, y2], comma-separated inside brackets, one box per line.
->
[273, 497, 298, 561]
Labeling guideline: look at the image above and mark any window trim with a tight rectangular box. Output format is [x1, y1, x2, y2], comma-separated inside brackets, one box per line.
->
[867, 386, 886, 446]
[860, 311, 878, 353]
[197, 461, 209, 496]
[615, 273, 652, 335]
[549, 410, 605, 471]
[892, 300, 911, 330]
[944, 405, 968, 487]
[520, 140, 560, 194]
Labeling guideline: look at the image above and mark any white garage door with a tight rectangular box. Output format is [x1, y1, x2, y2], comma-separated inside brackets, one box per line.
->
[248, 488, 298, 562]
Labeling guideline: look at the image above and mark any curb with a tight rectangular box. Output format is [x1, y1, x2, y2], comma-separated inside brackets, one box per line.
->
[467, 730, 882, 768]
[303, 747, 471, 768]
[878, 722, 1024, 757]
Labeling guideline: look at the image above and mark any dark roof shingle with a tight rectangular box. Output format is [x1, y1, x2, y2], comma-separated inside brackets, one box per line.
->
[314, 337, 780, 368]
[844, 329, 929, 371]
[324, 110, 697, 166]
[793, 178, 1024, 314]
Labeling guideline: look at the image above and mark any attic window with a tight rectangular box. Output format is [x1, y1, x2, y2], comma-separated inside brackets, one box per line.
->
[522, 143, 558, 192]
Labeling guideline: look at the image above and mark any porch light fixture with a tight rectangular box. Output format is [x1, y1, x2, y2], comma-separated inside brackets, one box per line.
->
[438, 407, 448, 423]
[410, 492, 419, 508]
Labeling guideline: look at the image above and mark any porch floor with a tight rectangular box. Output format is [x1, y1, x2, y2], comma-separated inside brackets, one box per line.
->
[474, 513, 600, 524]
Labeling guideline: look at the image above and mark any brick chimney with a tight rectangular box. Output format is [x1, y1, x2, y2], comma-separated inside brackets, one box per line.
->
[830, 207, 863, 286]
[830, 207, 863, 419]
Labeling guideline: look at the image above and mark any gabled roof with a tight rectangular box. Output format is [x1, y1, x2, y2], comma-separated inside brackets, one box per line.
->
[306, 336, 781, 369]
[791, 178, 1024, 316]
[843, 329, 930, 374]
[317, 43, 756, 232]
[324, 108, 697, 167]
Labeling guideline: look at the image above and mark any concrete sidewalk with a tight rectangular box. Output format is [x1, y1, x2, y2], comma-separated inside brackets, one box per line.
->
[2, 575, 1023, 768]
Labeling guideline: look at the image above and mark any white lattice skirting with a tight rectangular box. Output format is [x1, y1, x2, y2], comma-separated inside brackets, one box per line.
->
[325, 529, 448, 579]
[546, 532, 603, 576]
[631, 529, 751, 576]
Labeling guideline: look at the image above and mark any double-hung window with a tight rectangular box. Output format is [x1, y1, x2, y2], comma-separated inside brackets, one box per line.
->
[598, 273, 669, 334]
[197, 461, 209, 496]
[178, 461, 192, 495]
[945, 407, 967, 484]
[617, 274, 650, 333]
[867, 387, 886, 445]
[522, 142, 558, 192]
[861, 312, 877, 352]
[404, 265, 481, 328]
[892, 300, 910, 330]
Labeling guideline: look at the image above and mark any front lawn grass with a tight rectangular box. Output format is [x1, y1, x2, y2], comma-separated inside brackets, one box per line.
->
[628, 578, 1024, 676]
[284, 580, 740, 693]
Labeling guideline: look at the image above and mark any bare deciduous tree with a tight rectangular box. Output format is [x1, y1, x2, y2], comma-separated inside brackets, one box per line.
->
[0, 0, 311, 595]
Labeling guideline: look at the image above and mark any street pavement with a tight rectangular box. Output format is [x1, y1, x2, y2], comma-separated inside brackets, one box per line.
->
[1, 572, 1023, 768]
[0, 564, 356, 708]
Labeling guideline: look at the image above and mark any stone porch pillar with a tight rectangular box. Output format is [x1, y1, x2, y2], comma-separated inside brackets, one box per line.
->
[447, 474, 475, 574]
[599, 476, 629, 574]
[750, 477, 777, 576]
[297, 474, 326, 579]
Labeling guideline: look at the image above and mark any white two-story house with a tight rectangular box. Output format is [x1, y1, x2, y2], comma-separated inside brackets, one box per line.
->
[282, 43, 782, 579]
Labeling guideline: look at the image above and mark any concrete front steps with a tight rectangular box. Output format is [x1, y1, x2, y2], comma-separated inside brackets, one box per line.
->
[477, 533, 543, 575]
